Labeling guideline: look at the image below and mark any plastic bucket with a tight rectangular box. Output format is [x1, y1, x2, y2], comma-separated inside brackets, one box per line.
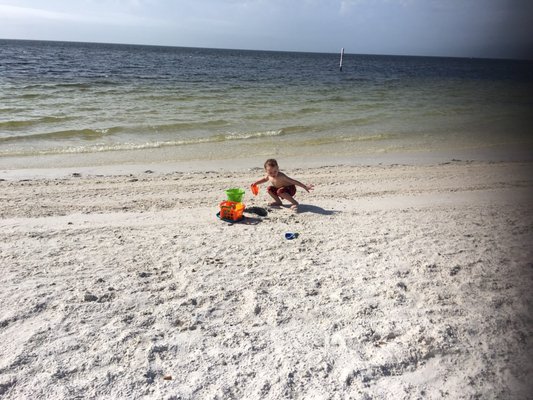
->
[225, 188, 245, 202]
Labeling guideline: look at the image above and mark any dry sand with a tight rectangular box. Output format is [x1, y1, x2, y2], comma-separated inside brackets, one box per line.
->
[0, 160, 532, 399]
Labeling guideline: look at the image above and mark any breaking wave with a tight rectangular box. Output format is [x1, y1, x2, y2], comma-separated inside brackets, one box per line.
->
[0, 129, 285, 156]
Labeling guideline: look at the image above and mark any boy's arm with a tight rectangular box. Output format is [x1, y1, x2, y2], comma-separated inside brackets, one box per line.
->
[253, 176, 269, 186]
[284, 175, 314, 192]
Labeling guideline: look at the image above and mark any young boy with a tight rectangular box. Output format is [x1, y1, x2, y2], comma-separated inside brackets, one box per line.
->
[252, 159, 314, 211]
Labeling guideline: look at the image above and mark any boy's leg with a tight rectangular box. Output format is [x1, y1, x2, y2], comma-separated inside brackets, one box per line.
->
[267, 187, 282, 206]
[279, 192, 299, 211]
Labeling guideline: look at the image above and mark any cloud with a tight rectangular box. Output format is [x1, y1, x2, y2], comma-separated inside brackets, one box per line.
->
[0, 4, 166, 27]
[0, 4, 75, 21]
[340, 0, 415, 15]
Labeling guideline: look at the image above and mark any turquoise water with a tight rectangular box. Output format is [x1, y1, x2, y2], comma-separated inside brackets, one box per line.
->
[1, 40, 532, 167]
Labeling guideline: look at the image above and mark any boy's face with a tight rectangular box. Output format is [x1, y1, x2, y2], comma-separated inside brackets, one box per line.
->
[266, 165, 279, 178]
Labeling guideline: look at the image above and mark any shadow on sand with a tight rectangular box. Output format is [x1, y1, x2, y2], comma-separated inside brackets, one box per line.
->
[217, 213, 262, 225]
[296, 204, 339, 215]
[240, 216, 262, 225]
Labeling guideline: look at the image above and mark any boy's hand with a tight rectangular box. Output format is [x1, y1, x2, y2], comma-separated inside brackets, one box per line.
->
[304, 184, 315, 192]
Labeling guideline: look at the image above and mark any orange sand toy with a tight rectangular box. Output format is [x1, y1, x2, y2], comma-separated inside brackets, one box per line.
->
[219, 201, 245, 221]
[250, 184, 259, 196]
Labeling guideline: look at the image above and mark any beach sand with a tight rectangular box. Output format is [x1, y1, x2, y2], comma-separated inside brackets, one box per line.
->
[0, 160, 532, 399]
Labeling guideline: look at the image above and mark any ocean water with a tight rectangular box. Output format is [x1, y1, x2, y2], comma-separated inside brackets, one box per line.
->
[1, 39, 532, 168]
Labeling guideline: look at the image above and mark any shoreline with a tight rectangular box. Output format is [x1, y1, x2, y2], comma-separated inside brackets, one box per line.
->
[1, 142, 532, 181]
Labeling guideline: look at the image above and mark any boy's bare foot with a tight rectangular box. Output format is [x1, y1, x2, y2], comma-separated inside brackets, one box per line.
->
[269, 202, 282, 207]
[290, 204, 299, 212]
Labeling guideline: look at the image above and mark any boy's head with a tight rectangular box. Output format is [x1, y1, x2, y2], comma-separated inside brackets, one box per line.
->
[264, 158, 279, 177]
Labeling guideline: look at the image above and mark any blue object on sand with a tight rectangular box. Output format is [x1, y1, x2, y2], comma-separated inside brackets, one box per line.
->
[285, 232, 298, 240]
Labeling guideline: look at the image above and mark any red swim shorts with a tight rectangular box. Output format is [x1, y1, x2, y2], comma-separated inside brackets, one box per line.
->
[268, 185, 296, 197]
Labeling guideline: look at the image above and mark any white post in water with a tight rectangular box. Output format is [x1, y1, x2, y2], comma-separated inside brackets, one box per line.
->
[339, 47, 344, 71]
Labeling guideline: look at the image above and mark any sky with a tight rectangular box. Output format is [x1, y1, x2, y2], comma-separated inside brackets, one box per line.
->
[0, 0, 532, 59]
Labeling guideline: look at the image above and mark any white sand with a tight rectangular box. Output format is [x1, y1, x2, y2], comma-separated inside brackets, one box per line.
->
[0, 160, 532, 399]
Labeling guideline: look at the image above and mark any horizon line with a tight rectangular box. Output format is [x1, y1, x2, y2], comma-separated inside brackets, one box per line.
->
[1, 37, 531, 62]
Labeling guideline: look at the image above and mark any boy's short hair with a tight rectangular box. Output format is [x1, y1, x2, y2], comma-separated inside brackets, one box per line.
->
[264, 159, 278, 169]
